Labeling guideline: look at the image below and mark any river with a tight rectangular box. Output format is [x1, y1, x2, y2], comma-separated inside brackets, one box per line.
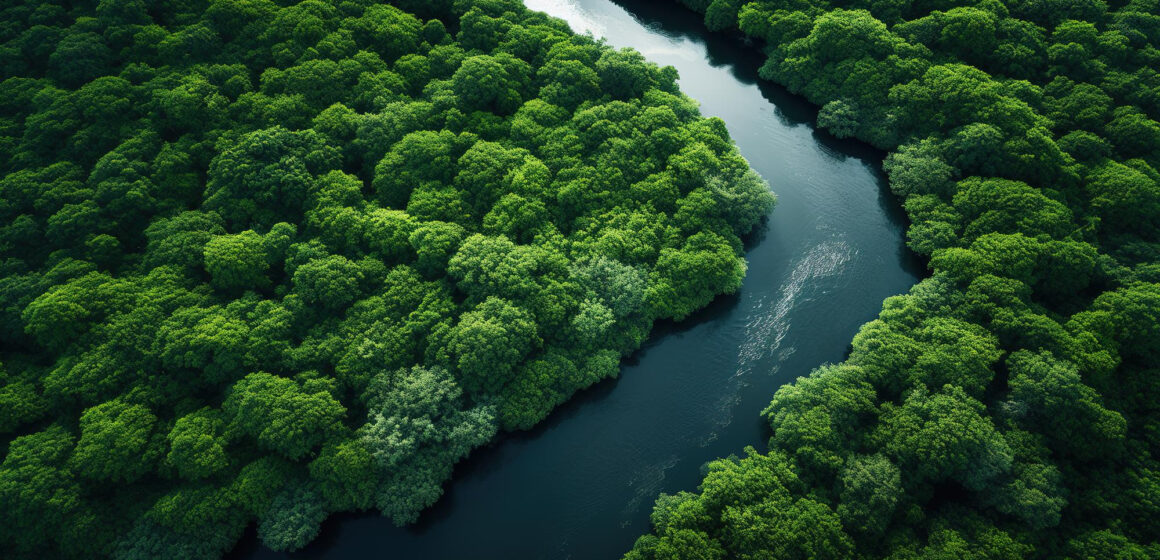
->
[228, 1, 921, 558]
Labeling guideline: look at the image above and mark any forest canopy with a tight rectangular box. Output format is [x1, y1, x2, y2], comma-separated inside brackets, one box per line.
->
[0, 1, 775, 558]
[626, 1, 1160, 559]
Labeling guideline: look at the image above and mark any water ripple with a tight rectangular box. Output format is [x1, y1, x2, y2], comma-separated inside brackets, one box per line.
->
[737, 239, 853, 374]
[692, 239, 853, 448]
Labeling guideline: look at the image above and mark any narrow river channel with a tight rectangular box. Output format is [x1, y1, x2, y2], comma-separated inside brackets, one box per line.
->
[230, 1, 922, 558]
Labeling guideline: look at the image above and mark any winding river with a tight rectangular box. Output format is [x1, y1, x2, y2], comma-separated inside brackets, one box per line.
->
[230, 1, 921, 558]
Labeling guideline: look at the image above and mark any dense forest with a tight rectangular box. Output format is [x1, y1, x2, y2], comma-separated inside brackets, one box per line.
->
[626, 0, 1160, 559]
[0, 0, 776, 557]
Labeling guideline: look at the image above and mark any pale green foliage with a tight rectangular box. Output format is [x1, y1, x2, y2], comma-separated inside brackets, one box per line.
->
[257, 485, 327, 552]
[360, 366, 496, 524]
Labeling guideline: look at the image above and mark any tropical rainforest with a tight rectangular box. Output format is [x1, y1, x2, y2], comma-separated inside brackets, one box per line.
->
[625, 0, 1160, 559]
[0, 0, 777, 557]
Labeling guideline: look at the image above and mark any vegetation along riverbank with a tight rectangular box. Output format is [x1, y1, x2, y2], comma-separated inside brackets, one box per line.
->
[0, 1, 775, 557]
[625, 0, 1160, 558]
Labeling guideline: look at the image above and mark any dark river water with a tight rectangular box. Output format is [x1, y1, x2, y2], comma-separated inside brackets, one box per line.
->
[229, 1, 921, 558]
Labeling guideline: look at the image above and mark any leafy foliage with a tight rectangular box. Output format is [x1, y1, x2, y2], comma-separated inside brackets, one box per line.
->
[629, 0, 1160, 558]
[0, 1, 774, 557]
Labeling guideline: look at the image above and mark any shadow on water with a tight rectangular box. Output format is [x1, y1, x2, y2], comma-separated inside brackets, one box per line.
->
[610, 0, 910, 174]
[608, 0, 919, 273]
[229, 1, 922, 558]
[607, 1, 825, 128]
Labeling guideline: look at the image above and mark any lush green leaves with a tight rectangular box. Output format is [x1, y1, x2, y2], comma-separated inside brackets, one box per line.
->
[223, 372, 345, 461]
[204, 231, 269, 292]
[0, 0, 776, 556]
[636, 0, 1160, 557]
[166, 409, 229, 480]
[71, 399, 161, 483]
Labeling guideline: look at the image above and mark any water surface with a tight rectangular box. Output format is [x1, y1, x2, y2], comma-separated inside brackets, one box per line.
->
[230, 1, 920, 558]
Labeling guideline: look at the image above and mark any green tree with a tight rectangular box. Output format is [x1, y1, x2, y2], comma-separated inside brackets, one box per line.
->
[223, 372, 346, 460]
[765, 364, 878, 475]
[257, 485, 327, 552]
[360, 366, 496, 524]
[70, 399, 161, 483]
[447, 297, 540, 395]
[409, 220, 466, 277]
[309, 438, 376, 511]
[1007, 350, 1126, 459]
[447, 233, 555, 302]
[482, 193, 549, 243]
[48, 32, 113, 87]
[372, 129, 462, 208]
[0, 426, 87, 556]
[537, 58, 601, 110]
[166, 409, 229, 480]
[291, 254, 364, 310]
[720, 496, 853, 559]
[705, 0, 743, 31]
[452, 53, 531, 114]
[875, 385, 1011, 489]
[203, 230, 269, 292]
[817, 99, 860, 138]
[596, 48, 655, 100]
[203, 126, 340, 227]
[837, 454, 902, 537]
[21, 272, 107, 352]
[571, 256, 647, 319]
[649, 232, 747, 321]
[155, 305, 250, 386]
